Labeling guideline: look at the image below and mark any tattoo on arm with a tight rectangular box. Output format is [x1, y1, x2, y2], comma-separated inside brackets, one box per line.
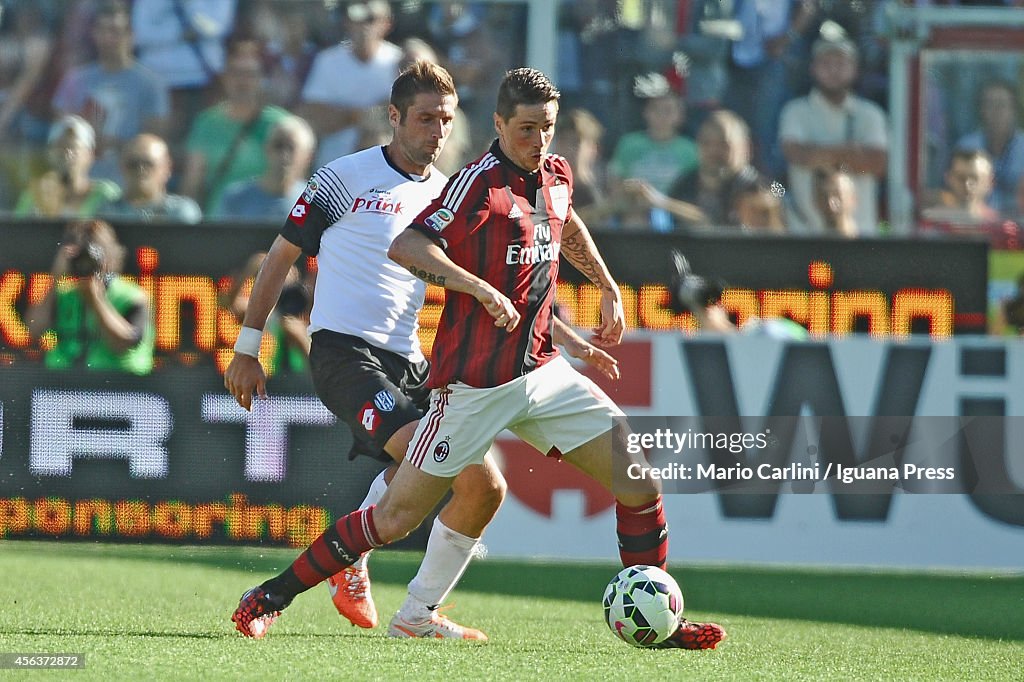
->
[408, 265, 447, 287]
[561, 230, 608, 289]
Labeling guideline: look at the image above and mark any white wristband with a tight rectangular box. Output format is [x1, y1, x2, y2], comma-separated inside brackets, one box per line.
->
[233, 326, 263, 358]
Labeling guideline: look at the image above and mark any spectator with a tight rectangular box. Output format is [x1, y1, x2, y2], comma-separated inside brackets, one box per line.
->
[53, 0, 103, 70]
[131, 0, 237, 143]
[102, 133, 201, 223]
[424, 2, 506, 153]
[14, 115, 120, 217]
[813, 167, 859, 238]
[52, 0, 170, 183]
[608, 73, 698, 230]
[180, 45, 289, 214]
[0, 2, 53, 140]
[25, 218, 154, 375]
[212, 115, 315, 220]
[732, 182, 787, 235]
[722, 0, 815, 175]
[0, 2, 55, 204]
[260, 3, 320, 110]
[779, 33, 888, 235]
[299, 0, 401, 167]
[555, 0, 647, 144]
[921, 149, 1000, 227]
[673, 0, 737, 135]
[955, 80, 1024, 214]
[551, 107, 606, 225]
[626, 109, 761, 230]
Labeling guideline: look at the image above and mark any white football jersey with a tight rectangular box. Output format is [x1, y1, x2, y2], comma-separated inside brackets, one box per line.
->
[283, 146, 448, 362]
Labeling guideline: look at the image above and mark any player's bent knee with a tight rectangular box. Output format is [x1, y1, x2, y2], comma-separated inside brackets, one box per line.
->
[474, 476, 506, 514]
[453, 465, 507, 513]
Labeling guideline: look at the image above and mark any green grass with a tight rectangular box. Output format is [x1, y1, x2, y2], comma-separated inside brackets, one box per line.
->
[1, 541, 1022, 681]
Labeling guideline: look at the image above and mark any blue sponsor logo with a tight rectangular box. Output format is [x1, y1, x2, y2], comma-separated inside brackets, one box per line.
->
[374, 390, 395, 412]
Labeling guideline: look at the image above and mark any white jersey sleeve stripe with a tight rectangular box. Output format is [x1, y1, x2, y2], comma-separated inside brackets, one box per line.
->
[443, 154, 498, 212]
[312, 167, 354, 222]
[442, 154, 498, 213]
[322, 167, 354, 207]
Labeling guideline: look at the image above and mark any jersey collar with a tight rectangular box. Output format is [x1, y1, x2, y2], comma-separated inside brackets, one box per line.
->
[380, 145, 430, 182]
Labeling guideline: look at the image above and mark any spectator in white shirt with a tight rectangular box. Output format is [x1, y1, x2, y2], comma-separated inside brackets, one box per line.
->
[779, 33, 888, 235]
[298, 0, 401, 167]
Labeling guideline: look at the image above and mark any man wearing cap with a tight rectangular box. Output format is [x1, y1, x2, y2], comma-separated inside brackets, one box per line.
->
[779, 33, 888, 235]
[299, 1, 402, 167]
[14, 115, 121, 217]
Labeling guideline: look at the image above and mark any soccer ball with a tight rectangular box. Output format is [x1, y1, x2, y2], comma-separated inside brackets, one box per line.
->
[602, 565, 683, 647]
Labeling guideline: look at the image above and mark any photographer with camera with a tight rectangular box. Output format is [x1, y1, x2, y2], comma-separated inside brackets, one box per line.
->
[669, 249, 808, 340]
[26, 219, 154, 375]
[994, 271, 1024, 337]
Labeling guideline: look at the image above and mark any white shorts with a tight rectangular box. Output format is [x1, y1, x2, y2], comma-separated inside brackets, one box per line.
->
[406, 355, 625, 478]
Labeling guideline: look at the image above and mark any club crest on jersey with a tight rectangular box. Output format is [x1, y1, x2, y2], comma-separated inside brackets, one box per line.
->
[373, 390, 396, 412]
[433, 439, 450, 463]
[423, 207, 454, 232]
[549, 183, 569, 221]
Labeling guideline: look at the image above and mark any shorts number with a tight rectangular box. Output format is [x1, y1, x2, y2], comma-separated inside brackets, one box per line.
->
[360, 407, 377, 432]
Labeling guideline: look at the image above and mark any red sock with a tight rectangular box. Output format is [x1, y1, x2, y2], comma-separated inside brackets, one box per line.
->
[616, 497, 668, 570]
[290, 506, 382, 588]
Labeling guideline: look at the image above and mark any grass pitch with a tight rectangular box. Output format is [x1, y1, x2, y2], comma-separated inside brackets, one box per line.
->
[1, 541, 1022, 681]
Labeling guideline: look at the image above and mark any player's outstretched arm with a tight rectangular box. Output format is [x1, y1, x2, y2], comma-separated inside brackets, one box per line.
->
[388, 228, 521, 332]
[560, 212, 625, 347]
[224, 235, 303, 410]
[552, 317, 620, 381]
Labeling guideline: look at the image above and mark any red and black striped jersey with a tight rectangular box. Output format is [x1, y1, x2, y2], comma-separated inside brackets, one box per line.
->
[410, 140, 575, 388]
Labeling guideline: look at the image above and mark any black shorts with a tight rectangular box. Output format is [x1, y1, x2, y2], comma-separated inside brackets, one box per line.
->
[309, 330, 430, 463]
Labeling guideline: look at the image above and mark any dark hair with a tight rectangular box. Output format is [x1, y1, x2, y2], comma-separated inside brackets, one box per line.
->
[390, 60, 456, 121]
[496, 68, 560, 121]
[62, 219, 126, 273]
[949, 148, 992, 169]
[95, 0, 130, 22]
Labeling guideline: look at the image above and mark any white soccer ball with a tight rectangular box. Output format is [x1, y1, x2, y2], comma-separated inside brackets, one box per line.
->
[602, 565, 683, 647]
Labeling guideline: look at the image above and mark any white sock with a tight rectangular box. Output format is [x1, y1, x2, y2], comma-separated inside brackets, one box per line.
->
[399, 517, 479, 623]
[352, 468, 388, 571]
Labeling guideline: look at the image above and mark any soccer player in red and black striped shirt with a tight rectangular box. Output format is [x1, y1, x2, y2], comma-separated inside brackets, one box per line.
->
[237, 68, 725, 650]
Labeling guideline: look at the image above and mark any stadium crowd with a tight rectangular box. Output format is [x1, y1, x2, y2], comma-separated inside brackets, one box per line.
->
[0, 0, 1022, 237]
